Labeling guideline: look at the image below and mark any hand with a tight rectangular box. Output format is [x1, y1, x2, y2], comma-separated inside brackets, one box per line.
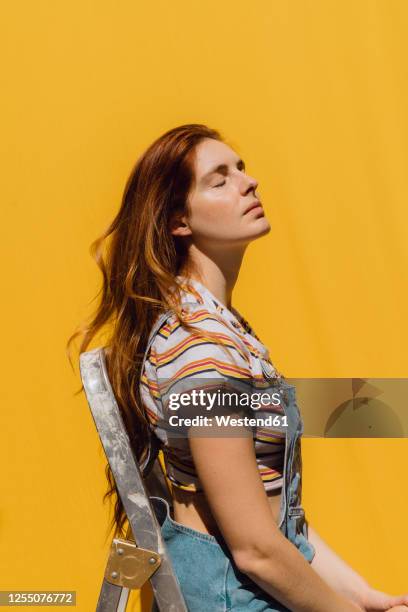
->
[359, 586, 408, 611]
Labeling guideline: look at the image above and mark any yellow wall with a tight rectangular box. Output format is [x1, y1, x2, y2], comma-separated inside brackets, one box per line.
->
[1, 1, 407, 609]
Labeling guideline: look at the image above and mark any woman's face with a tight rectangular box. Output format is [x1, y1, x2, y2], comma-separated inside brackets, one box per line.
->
[171, 138, 271, 248]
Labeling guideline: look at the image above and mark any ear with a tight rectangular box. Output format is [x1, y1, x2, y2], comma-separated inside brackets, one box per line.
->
[169, 212, 192, 237]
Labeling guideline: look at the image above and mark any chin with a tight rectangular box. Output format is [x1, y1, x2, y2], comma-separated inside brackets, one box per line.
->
[252, 216, 271, 237]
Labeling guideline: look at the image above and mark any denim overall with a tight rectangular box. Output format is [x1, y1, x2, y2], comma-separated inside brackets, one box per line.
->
[142, 309, 316, 612]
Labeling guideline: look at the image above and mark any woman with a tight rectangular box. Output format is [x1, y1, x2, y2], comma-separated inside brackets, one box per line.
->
[68, 124, 408, 611]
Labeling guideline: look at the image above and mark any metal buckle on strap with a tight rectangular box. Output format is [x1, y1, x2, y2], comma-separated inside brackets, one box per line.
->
[288, 506, 305, 519]
[261, 358, 275, 378]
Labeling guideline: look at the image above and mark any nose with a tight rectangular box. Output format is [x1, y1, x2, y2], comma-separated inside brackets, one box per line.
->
[242, 173, 258, 196]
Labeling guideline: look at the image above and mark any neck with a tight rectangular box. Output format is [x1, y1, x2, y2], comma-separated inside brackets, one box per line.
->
[180, 244, 247, 309]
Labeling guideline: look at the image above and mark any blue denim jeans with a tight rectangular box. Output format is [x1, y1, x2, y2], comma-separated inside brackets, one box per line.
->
[150, 379, 315, 611]
[150, 495, 290, 612]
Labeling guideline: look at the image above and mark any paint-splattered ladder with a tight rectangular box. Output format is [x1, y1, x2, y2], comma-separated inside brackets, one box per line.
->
[79, 347, 188, 612]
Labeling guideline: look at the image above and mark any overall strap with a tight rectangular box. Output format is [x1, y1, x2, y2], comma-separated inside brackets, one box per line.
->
[139, 297, 197, 379]
[139, 307, 175, 476]
[139, 308, 175, 382]
[139, 299, 200, 476]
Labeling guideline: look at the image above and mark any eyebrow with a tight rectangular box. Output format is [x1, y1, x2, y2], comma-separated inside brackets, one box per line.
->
[199, 158, 246, 184]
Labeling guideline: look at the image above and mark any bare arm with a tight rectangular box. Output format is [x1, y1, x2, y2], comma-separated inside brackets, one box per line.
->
[307, 525, 369, 606]
[308, 526, 408, 612]
[188, 421, 362, 612]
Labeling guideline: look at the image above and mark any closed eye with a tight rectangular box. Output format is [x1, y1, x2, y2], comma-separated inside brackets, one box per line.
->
[214, 180, 226, 188]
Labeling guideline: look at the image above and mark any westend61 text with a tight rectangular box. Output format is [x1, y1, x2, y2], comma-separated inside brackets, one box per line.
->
[167, 389, 282, 411]
[168, 414, 288, 427]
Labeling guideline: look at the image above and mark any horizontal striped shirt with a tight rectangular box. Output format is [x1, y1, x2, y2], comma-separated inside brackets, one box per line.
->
[140, 275, 286, 493]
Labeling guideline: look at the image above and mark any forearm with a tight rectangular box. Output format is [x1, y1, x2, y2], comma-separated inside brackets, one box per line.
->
[237, 527, 363, 612]
[307, 524, 370, 607]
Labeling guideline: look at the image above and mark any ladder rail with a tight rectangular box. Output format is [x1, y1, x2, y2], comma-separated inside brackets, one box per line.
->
[79, 347, 188, 612]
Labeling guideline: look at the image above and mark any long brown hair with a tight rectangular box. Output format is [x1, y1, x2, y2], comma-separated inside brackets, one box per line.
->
[66, 123, 237, 539]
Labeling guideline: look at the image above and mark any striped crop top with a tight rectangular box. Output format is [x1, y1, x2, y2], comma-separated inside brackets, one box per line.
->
[140, 275, 286, 493]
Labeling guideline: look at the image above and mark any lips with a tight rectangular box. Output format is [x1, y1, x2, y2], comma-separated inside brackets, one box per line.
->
[244, 200, 263, 215]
